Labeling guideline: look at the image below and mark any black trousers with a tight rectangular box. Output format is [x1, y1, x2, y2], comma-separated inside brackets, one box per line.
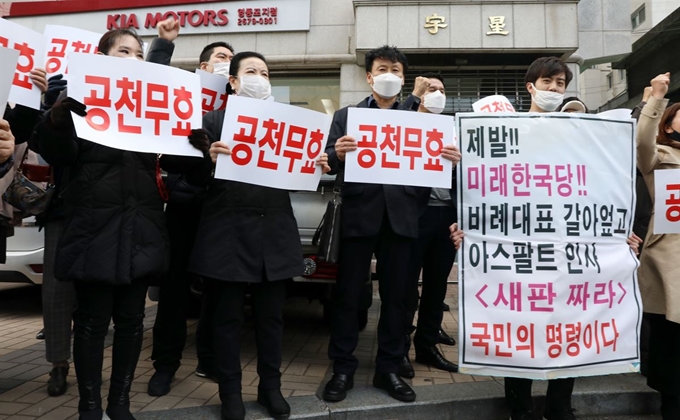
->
[206, 278, 287, 395]
[151, 201, 213, 373]
[329, 214, 413, 375]
[647, 313, 680, 396]
[405, 205, 456, 350]
[505, 377, 574, 414]
[73, 280, 148, 414]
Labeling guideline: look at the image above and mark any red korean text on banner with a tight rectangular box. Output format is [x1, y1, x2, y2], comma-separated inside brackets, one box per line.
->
[345, 107, 454, 188]
[67, 52, 202, 157]
[214, 95, 331, 191]
[0, 17, 46, 109]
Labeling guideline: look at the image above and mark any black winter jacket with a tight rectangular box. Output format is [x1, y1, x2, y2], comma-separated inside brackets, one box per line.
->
[31, 38, 175, 285]
[186, 110, 304, 283]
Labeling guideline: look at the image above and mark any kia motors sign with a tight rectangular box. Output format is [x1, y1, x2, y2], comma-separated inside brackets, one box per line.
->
[6, 0, 310, 35]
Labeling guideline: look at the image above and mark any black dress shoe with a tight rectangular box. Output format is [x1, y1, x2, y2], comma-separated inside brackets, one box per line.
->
[220, 392, 245, 420]
[442, 302, 450, 312]
[322, 373, 354, 402]
[372, 372, 416, 402]
[257, 388, 290, 420]
[147, 370, 174, 396]
[398, 356, 415, 379]
[415, 346, 458, 372]
[438, 329, 456, 346]
[36, 329, 45, 340]
[47, 366, 68, 396]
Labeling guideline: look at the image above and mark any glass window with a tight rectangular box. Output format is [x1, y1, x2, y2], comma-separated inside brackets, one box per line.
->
[631, 5, 646, 29]
[270, 75, 340, 116]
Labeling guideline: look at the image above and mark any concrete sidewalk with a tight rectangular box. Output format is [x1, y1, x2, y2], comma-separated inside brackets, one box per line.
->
[0, 282, 662, 420]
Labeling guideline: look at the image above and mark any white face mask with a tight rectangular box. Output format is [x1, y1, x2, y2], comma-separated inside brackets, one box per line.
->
[530, 83, 564, 112]
[237, 75, 271, 100]
[371, 73, 403, 99]
[212, 62, 230, 78]
[423, 91, 446, 114]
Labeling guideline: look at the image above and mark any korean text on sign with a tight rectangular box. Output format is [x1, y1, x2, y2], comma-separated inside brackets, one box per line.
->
[67, 53, 202, 157]
[472, 95, 516, 113]
[214, 95, 331, 191]
[0, 47, 20, 112]
[457, 114, 640, 380]
[43, 25, 102, 79]
[195, 69, 228, 114]
[0, 17, 46, 110]
[653, 168, 680, 234]
[345, 108, 454, 188]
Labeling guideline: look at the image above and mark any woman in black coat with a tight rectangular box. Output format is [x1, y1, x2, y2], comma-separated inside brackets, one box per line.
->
[33, 23, 179, 420]
[185, 51, 329, 420]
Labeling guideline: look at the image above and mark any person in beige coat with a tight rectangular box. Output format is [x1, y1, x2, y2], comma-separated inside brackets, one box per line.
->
[635, 72, 680, 420]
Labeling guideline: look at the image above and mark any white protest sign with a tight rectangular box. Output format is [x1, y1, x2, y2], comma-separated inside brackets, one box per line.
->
[0, 47, 19, 112]
[345, 108, 454, 188]
[598, 109, 634, 120]
[653, 169, 680, 234]
[0, 18, 46, 109]
[195, 69, 228, 114]
[215, 95, 331, 191]
[44, 25, 102, 79]
[473, 95, 515, 113]
[457, 113, 640, 379]
[68, 53, 202, 157]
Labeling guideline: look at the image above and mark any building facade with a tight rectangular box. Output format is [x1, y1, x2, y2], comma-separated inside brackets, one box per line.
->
[5, 0, 631, 115]
[580, 0, 678, 111]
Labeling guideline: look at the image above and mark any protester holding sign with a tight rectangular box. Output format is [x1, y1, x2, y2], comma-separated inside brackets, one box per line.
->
[177, 51, 329, 420]
[32, 21, 180, 420]
[450, 57, 642, 420]
[402, 72, 461, 378]
[322, 45, 459, 405]
[635, 72, 680, 420]
[147, 39, 235, 398]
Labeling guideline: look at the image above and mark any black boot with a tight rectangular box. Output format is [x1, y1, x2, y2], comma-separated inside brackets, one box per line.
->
[220, 392, 245, 420]
[73, 318, 105, 420]
[47, 366, 69, 397]
[257, 388, 291, 420]
[106, 313, 145, 420]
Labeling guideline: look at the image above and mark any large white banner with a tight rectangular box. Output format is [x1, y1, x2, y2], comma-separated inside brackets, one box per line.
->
[215, 95, 331, 191]
[0, 17, 46, 109]
[654, 168, 680, 234]
[457, 113, 640, 379]
[345, 108, 454, 188]
[44, 25, 102, 79]
[0, 47, 19, 112]
[68, 53, 202, 157]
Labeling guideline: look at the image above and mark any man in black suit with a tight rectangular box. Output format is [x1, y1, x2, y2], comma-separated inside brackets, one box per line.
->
[322, 45, 459, 403]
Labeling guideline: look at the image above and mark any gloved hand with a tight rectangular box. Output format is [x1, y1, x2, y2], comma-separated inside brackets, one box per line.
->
[188, 128, 210, 155]
[42, 74, 68, 111]
[50, 97, 87, 128]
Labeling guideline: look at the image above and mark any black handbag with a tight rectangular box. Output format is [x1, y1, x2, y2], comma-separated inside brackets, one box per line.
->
[313, 172, 343, 264]
[3, 148, 55, 217]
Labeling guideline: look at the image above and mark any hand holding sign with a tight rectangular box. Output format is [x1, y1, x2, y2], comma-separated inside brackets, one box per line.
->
[29, 68, 47, 93]
[187, 128, 210, 156]
[334, 135, 357, 161]
[51, 97, 87, 128]
[210, 141, 231, 163]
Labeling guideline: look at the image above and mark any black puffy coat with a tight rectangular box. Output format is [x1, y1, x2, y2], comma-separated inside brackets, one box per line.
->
[186, 110, 304, 283]
[31, 38, 176, 285]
